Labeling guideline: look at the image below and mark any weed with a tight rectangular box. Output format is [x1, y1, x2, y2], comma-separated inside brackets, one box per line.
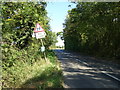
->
[2, 50, 63, 89]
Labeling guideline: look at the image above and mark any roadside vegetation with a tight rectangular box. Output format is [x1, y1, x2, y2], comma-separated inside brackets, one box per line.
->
[2, 49, 63, 89]
[1, 2, 62, 89]
[63, 2, 120, 59]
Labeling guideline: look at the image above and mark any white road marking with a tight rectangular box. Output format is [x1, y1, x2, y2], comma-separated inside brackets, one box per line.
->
[101, 71, 120, 82]
[76, 59, 88, 66]
[61, 51, 120, 83]
[76, 58, 120, 82]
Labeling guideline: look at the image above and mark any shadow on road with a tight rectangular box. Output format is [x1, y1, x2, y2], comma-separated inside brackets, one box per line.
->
[54, 49, 120, 88]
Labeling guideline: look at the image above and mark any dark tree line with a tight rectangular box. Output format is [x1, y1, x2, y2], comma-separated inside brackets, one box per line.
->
[63, 2, 120, 58]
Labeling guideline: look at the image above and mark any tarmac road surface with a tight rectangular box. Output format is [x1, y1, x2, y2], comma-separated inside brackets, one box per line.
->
[54, 49, 120, 88]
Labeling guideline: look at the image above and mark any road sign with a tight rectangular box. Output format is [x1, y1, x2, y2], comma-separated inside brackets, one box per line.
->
[35, 32, 46, 39]
[34, 23, 44, 33]
[32, 23, 46, 39]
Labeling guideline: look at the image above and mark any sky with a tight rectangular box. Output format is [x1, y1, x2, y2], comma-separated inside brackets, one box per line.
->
[46, 2, 76, 46]
[46, 2, 76, 32]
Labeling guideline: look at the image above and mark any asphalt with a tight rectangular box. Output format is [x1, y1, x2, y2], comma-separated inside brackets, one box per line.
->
[54, 49, 120, 88]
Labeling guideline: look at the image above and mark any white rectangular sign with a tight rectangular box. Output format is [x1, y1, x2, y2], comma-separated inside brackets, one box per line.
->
[35, 32, 46, 39]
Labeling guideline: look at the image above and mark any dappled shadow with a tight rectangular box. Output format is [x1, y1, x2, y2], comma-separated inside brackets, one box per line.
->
[62, 62, 120, 88]
[57, 49, 120, 80]
[54, 50, 120, 88]
[21, 66, 63, 89]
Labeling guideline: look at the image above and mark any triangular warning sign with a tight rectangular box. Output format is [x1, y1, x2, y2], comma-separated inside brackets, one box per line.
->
[34, 23, 44, 33]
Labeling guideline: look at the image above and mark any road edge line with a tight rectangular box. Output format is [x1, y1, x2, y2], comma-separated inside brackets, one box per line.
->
[101, 71, 120, 82]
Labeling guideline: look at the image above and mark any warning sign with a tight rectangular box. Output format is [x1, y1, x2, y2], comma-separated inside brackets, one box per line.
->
[32, 23, 46, 39]
[34, 23, 44, 33]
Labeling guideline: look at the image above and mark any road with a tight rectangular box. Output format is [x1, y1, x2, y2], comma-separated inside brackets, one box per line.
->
[54, 49, 120, 88]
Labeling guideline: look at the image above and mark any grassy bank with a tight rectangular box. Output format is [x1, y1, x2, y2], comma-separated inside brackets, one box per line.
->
[2, 50, 63, 89]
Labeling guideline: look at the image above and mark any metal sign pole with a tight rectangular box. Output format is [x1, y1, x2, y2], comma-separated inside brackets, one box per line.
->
[32, 23, 49, 63]
[40, 39, 47, 62]
[40, 38, 44, 46]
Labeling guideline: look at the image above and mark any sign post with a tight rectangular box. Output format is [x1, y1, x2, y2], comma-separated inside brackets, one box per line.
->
[40, 39, 47, 60]
[32, 23, 47, 61]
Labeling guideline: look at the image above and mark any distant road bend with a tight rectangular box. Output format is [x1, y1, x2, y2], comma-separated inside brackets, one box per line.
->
[54, 49, 120, 88]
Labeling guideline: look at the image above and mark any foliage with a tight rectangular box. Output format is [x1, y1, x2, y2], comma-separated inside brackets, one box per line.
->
[63, 2, 120, 58]
[44, 31, 58, 49]
[2, 50, 63, 88]
[1, 2, 59, 88]
[57, 31, 64, 40]
[2, 2, 56, 49]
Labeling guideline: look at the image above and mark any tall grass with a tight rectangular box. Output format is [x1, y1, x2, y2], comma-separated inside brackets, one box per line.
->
[2, 49, 63, 89]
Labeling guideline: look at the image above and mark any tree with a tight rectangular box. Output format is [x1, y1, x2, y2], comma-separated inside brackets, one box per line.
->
[2, 2, 58, 87]
[63, 2, 120, 58]
[57, 31, 64, 40]
[2, 1, 58, 67]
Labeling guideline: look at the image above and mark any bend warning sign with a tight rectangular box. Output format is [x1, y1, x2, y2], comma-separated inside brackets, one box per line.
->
[32, 23, 46, 39]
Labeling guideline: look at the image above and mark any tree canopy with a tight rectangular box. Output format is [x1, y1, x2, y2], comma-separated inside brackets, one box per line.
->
[63, 2, 120, 58]
[2, 2, 57, 49]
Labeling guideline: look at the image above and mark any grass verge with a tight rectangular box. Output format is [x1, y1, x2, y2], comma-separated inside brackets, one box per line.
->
[2, 50, 63, 89]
